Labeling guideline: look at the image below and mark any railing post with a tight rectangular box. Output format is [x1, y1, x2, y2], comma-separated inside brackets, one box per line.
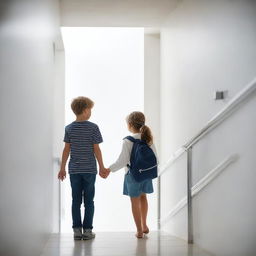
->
[187, 147, 193, 244]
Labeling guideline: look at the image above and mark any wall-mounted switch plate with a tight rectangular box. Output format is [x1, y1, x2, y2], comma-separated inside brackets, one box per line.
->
[214, 91, 226, 100]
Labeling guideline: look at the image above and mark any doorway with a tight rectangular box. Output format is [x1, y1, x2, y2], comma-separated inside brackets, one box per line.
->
[59, 27, 157, 232]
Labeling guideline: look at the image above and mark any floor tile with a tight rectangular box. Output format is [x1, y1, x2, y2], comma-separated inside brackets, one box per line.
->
[41, 232, 213, 256]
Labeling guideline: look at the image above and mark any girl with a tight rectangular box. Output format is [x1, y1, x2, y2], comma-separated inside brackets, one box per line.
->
[106, 111, 158, 238]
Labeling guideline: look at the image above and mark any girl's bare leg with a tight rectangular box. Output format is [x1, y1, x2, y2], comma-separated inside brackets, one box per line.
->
[140, 193, 149, 233]
[130, 197, 143, 238]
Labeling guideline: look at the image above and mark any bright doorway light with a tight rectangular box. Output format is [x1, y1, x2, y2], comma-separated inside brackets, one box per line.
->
[61, 27, 144, 232]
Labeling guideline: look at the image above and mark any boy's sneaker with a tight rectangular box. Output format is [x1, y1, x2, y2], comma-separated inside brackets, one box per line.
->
[82, 229, 95, 240]
[73, 228, 83, 240]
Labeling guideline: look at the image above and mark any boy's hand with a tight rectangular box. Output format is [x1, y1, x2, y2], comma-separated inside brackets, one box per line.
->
[99, 170, 105, 178]
[58, 170, 66, 181]
[99, 168, 106, 178]
[99, 168, 110, 179]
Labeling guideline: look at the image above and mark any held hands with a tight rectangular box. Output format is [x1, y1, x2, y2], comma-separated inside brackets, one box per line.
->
[58, 169, 66, 181]
[58, 168, 109, 180]
[99, 168, 110, 179]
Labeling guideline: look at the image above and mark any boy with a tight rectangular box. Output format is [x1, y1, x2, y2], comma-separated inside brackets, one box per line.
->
[58, 96, 105, 240]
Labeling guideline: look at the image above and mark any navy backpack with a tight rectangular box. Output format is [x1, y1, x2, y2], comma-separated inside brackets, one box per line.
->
[125, 136, 158, 182]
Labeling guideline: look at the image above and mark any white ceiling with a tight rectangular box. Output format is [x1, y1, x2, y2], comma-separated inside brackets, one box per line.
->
[60, 0, 178, 27]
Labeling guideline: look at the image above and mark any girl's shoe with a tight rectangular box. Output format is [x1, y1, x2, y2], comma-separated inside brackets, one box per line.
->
[83, 229, 96, 240]
[73, 228, 83, 240]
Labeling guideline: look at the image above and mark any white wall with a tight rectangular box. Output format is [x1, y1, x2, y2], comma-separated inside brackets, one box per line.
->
[144, 33, 160, 152]
[0, 1, 61, 255]
[160, 1, 256, 255]
[144, 33, 160, 230]
[60, 0, 178, 27]
[52, 50, 65, 233]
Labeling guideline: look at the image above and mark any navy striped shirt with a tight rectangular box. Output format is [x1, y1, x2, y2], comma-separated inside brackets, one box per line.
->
[64, 121, 103, 174]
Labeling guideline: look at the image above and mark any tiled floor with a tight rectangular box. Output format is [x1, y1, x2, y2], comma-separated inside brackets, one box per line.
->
[41, 232, 213, 256]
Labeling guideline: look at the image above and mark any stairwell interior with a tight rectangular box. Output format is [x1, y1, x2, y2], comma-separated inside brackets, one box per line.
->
[0, 1, 256, 256]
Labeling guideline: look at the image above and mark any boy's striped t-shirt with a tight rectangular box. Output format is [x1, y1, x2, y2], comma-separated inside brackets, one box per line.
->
[64, 120, 103, 174]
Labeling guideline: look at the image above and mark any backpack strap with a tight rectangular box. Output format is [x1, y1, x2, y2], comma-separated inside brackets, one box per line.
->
[124, 136, 147, 144]
[123, 136, 137, 143]
[123, 136, 137, 169]
[123, 136, 140, 168]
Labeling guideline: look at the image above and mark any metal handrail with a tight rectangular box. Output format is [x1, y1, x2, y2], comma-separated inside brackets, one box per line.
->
[184, 77, 256, 149]
[158, 147, 186, 176]
[158, 76, 256, 243]
[160, 154, 238, 226]
[159, 77, 256, 176]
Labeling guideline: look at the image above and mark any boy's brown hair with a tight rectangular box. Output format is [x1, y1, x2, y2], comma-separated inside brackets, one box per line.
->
[71, 96, 94, 116]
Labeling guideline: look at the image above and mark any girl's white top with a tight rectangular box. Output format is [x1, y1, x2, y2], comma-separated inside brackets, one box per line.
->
[109, 133, 158, 174]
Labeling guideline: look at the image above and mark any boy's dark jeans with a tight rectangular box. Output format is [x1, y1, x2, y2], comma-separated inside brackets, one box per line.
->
[70, 173, 96, 230]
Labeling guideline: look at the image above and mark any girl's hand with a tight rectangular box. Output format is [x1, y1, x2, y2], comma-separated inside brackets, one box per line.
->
[58, 170, 66, 181]
[104, 168, 111, 178]
[99, 168, 110, 179]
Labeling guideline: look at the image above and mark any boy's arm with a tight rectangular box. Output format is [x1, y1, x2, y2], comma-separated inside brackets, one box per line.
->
[93, 144, 110, 178]
[93, 144, 105, 172]
[58, 143, 70, 181]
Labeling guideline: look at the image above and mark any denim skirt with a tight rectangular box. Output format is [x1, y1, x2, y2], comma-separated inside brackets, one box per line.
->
[123, 171, 154, 198]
